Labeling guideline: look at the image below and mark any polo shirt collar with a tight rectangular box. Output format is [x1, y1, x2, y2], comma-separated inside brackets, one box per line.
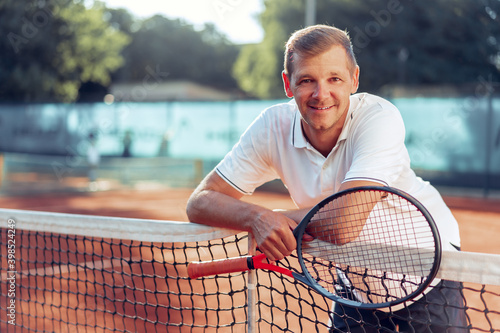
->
[292, 107, 308, 148]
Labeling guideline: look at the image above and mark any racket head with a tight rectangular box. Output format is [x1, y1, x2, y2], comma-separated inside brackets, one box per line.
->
[293, 186, 442, 309]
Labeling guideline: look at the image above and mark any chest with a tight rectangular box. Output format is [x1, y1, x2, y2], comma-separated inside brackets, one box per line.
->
[278, 141, 353, 208]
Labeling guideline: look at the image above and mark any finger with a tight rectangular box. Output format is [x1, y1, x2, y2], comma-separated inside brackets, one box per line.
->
[289, 222, 314, 242]
[283, 232, 297, 252]
[277, 232, 297, 258]
[302, 233, 315, 242]
[260, 244, 283, 262]
[261, 235, 293, 261]
[288, 221, 313, 242]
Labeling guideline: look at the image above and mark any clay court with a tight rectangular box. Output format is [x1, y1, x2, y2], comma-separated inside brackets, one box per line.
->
[1, 183, 500, 332]
[1, 184, 499, 254]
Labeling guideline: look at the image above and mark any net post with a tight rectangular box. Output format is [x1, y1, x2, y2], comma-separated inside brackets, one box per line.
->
[247, 232, 257, 333]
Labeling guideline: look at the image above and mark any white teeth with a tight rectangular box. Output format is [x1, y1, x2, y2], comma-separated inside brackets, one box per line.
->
[314, 106, 330, 110]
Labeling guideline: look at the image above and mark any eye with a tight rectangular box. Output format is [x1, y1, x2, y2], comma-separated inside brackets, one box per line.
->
[299, 79, 312, 85]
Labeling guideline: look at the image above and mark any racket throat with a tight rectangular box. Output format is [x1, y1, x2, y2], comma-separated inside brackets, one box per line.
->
[251, 253, 295, 278]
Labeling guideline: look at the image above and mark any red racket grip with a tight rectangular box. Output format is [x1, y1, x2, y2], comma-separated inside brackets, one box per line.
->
[188, 256, 252, 279]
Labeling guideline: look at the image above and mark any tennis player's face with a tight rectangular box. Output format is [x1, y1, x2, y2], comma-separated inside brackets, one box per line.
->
[283, 45, 359, 140]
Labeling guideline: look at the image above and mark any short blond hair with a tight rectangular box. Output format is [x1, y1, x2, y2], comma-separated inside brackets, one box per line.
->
[284, 24, 358, 78]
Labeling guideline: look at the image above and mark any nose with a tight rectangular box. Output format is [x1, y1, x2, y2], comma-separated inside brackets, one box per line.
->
[312, 81, 329, 100]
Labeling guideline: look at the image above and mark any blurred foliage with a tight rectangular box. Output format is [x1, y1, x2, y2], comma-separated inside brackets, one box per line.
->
[0, 0, 130, 102]
[109, 14, 240, 91]
[1, 0, 499, 102]
[233, 0, 500, 99]
[0, 1, 239, 103]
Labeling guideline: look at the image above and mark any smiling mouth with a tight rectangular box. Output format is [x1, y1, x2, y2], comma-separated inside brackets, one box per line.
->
[310, 105, 333, 110]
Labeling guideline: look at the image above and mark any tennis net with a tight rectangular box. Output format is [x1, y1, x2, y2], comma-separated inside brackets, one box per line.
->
[0, 208, 499, 332]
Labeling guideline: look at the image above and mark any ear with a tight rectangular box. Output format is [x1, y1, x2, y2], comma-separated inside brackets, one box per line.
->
[282, 71, 294, 98]
[351, 66, 360, 94]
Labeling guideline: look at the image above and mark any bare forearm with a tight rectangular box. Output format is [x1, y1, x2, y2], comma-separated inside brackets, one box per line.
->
[274, 207, 310, 224]
[186, 188, 267, 232]
[186, 170, 299, 261]
[187, 188, 298, 261]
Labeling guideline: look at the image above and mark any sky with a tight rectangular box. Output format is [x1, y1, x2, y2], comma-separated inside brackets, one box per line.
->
[102, 0, 265, 44]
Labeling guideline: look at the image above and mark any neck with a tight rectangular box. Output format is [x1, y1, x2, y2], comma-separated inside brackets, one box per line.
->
[301, 124, 342, 158]
[301, 109, 348, 157]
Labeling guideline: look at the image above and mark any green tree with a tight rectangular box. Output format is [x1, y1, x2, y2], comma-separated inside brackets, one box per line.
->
[104, 7, 136, 36]
[341, 0, 500, 90]
[233, 0, 500, 99]
[111, 15, 240, 91]
[234, 0, 303, 99]
[0, 0, 130, 102]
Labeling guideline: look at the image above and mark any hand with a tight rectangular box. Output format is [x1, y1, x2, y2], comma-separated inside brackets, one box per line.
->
[250, 209, 298, 261]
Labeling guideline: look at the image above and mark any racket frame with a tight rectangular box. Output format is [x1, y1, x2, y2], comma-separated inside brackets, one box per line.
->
[293, 186, 442, 309]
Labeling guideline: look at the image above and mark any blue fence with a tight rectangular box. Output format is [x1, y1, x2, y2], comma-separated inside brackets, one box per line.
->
[0, 97, 499, 190]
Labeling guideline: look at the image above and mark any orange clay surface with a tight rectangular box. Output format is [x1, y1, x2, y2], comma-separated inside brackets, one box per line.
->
[1, 187, 499, 254]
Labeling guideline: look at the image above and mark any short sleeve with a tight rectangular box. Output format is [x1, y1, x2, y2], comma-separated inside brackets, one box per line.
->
[216, 111, 279, 195]
[344, 102, 409, 186]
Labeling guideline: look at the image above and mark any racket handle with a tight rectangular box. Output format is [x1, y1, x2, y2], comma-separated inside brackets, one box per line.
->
[188, 256, 252, 279]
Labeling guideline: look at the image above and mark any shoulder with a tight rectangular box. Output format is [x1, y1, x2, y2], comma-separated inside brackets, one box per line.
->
[237, 99, 297, 151]
[348, 93, 405, 140]
[351, 93, 399, 115]
[350, 93, 403, 126]
[252, 99, 298, 132]
[261, 99, 297, 120]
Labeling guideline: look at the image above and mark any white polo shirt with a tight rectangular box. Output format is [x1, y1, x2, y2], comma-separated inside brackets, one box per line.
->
[216, 93, 461, 250]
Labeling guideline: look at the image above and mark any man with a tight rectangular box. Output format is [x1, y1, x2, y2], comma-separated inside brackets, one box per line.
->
[187, 24, 468, 332]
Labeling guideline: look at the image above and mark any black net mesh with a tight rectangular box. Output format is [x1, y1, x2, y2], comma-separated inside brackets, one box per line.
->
[1, 223, 499, 332]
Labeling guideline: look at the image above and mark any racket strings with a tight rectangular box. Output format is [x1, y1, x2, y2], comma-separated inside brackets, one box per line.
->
[306, 195, 375, 245]
[300, 189, 439, 306]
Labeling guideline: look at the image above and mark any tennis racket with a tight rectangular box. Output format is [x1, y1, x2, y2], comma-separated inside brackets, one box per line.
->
[188, 186, 442, 309]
